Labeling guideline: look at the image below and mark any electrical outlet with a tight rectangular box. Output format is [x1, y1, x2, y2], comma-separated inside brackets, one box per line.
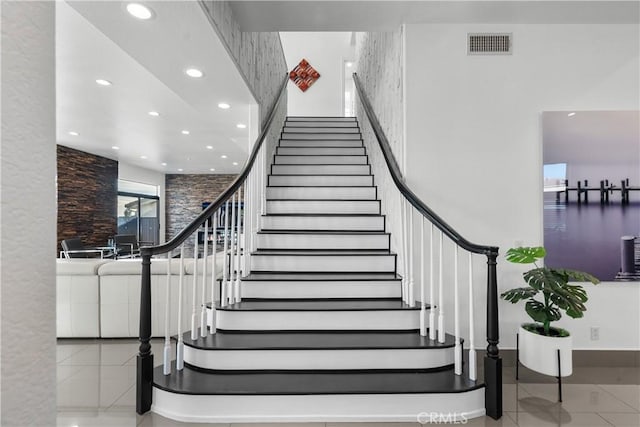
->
[590, 327, 600, 341]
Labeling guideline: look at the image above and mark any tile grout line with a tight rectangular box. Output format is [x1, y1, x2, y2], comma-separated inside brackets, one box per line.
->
[595, 384, 640, 413]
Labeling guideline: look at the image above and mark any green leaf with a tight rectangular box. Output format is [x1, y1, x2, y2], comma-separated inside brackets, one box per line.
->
[500, 287, 539, 303]
[523, 267, 565, 291]
[551, 268, 600, 285]
[506, 247, 546, 264]
[525, 300, 561, 323]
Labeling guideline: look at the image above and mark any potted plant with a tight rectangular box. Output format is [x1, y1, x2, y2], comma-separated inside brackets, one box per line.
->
[501, 246, 599, 377]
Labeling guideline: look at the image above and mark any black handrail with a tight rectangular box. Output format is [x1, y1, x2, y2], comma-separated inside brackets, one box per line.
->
[353, 73, 497, 257]
[140, 74, 289, 257]
[353, 72, 502, 420]
[136, 74, 288, 415]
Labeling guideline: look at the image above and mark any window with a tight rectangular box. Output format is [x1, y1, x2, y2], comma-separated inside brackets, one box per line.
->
[543, 163, 567, 192]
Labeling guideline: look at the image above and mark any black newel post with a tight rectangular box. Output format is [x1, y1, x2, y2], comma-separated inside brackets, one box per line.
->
[136, 253, 153, 414]
[484, 251, 502, 419]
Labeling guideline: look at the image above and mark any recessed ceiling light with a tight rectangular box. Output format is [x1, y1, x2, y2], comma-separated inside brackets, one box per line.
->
[568, 112, 576, 117]
[185, 68, 204, 78]
[111, 146, 120, 150]
[68, 131, 79, 136]
[236, 123, 247, 129]
[218, 103, 230, 110]
[346, 62, 353, 67]
[232, 162, 238, 166]
[210, 168, 215, 172]
[220, 154, 228, 159]
[148, 111, 159, 117]
[126, 3, 153, 20]
[181, 130, 190, 135]
[177, 168, 183, 172]
[206, 145, 213, 150]
[95, 79, 112, 86]
[161, 162, 167, 166]
[140, 155, 147, 159]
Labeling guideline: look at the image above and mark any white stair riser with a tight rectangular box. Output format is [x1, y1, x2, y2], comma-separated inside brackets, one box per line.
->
[241, 280, 401, 299]
[282, 133, 361, 140]
[272, 164, 370, 175]
[266, 187, 376, 200]
[152, 390, 485, 423]
[287, 117, 356, 122]
[279, 140, 363, 147]
[266, 200, 380, 214]
[261, 215, 385, 231]
[216, 309, 416, 331]
[251, 254, 395, 272]
[274, 155, 367, 165]
[283, 127, 360, 134]
[268, 175, 373, 187]
[277, 147, 365, 155]
[184, 347, 453, 371]
[284, 121, 359, 128]
[256, 233, 389, 250]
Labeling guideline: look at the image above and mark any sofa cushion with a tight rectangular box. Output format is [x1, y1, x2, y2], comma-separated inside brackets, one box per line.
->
[98, 258, 183, 275]
[57, 259, 113, 275]
[184, 253, 226, 276]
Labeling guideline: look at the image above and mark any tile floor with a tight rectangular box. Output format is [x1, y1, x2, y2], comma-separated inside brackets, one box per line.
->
[57, 339, 640, 427]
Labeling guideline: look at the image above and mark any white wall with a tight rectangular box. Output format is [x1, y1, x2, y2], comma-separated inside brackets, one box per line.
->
[280, 32, 353, 117]
[1, 2, 57, 424]
[118, 162, 166, 243]
[404, 23, 640, 349]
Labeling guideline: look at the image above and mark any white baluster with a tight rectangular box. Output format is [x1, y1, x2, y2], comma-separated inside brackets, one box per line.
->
[419, 216, 427, 336]
[234, 188, 242, 303]
[401, 198, 408, 304]
[221, 200, 230, 306]
[200, 219, 208, 337]
[454, 244, 462, 375]
[243, 179, 251, 274]
[468, 252, 477, 381]
[260, 148, 266, 215]
[191, 232, 198, 340]
[229, 193, 237, 305]
[163, 252, 171, 375]
[176, 244, 185, 370]
[210, 214, 218, 335]
[438, 231, 445, 343]
[408, 205, 415, 307]
[429, 223, 436, 340]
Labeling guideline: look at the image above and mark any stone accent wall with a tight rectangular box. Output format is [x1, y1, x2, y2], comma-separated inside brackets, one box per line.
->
[200, 1, 288, 157]
[355, 28, 404, 167]
[165, 174, 239, 254]
[56, 145, 118, 252]
[200, 0, 287, 121]
[355, 28, 406, 275]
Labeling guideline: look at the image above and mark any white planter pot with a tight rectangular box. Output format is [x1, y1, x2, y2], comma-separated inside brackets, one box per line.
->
[518, 324, 572, 377]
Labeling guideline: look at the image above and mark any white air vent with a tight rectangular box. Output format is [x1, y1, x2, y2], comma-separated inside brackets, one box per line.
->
[468, 33, 512, 55]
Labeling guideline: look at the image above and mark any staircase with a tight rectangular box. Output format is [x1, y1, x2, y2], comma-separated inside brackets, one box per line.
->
[148, 117, 486, 422]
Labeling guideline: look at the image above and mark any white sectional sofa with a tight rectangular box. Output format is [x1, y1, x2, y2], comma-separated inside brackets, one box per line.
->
[57, 259, 111, 338]
[56, 255, 225, 338]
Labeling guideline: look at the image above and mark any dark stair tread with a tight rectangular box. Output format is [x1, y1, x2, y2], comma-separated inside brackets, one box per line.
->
[154, 364, 481, 395]
[267, 185, 375, 188]
[242, 272, 401, 281]
[181, 331, 455, 350]
[252, 249, 394, 255]
[261, 213, 383, 217]
[212, 299, 423, 311]
[256, 230, 388, 236]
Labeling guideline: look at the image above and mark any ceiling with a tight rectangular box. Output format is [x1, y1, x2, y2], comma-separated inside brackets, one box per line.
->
[231, 1, 640, 31]
[543, 111, 640, 165]
[56, 0, 257, 174]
